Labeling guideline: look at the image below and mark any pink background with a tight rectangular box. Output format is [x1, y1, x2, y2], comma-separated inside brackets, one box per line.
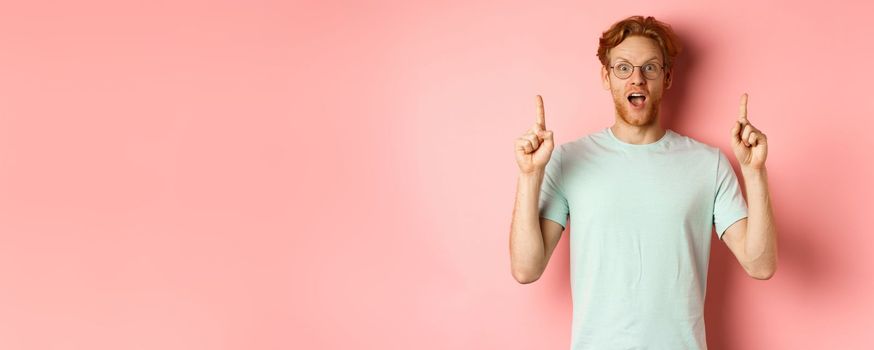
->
[0, 0, 872, 349]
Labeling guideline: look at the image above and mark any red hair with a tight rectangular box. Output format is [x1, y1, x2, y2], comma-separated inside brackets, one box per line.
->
[597, 16, 682, 71]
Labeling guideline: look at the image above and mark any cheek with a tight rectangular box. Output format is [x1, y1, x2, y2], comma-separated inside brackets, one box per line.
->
[649, 85, 665, 99]
[612, 88, 625, 102]
[611, 84, 624, 96]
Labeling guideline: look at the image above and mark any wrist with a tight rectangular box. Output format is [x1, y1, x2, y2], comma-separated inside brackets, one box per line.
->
[741, 165, 767, 177]
[519, 169, 545, 183]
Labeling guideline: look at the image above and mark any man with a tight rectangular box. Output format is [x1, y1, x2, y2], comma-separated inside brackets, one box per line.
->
[508, 15, 777, 349]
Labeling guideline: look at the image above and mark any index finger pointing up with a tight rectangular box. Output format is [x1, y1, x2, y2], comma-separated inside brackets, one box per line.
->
[738, 93, 749, 124]
[536, 95, 546, 130]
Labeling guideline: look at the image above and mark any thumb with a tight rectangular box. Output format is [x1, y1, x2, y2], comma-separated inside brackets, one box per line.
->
[730, 121, 743, 147]
[537, 130, 554, 144]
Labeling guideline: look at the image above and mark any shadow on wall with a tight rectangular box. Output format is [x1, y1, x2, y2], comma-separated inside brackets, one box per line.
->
[659, 23, 698, 133]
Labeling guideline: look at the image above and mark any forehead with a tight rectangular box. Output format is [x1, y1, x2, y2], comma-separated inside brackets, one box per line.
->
[608, 35, 663, 63]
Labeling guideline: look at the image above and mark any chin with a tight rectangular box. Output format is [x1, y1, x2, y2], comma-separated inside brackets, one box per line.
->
[617, 107, 658, 127]
[614, 95, 659, 125]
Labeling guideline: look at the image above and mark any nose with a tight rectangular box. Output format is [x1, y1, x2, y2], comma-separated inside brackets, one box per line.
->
[630, 67, 646, 86]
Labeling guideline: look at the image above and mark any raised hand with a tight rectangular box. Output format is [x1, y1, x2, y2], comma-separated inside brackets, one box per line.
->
[730, 93, 768, 170]
[515, 95, 555, 174]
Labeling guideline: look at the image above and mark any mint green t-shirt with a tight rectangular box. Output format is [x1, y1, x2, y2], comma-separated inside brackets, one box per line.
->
[539, 127, 748, 350]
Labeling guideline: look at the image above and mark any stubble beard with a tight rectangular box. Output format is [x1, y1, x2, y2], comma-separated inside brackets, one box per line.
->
[613, 93, 661, 127]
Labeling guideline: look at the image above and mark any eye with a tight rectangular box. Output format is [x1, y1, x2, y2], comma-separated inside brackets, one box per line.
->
[616, 63, 632, 72]
[643, 63, 658, 72]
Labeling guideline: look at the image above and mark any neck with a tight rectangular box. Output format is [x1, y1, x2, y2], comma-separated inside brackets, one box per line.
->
[610, 120, 666, 145]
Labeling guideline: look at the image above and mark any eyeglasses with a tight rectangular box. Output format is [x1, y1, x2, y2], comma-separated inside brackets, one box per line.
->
[608, 62, 665, 80]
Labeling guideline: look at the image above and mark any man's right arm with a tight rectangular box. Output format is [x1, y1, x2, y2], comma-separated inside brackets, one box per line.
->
[509, 171, 565, 284]
[510, 95, 562, 284]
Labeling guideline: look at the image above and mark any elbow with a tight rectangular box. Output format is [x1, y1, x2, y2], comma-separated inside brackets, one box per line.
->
[744, 246, 778, 280]
[747, 264, 776, 280]
[512, 268, 542, 284]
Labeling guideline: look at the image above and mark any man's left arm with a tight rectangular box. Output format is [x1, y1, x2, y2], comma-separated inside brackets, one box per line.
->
[722, 93, 778, 280]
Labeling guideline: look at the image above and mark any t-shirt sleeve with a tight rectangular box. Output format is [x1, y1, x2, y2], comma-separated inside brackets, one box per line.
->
[713, 150, 748, 240]
[538, 146, 569, 229]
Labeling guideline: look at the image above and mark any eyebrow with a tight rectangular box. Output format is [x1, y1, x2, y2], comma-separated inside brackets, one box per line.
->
[614, 56, 662, 63]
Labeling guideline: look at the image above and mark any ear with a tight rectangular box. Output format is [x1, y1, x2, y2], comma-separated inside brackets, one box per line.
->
[601, 65, 610, 90]
[664, 69, 673, 89]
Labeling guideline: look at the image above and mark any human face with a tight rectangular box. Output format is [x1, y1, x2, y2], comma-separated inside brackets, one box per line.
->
[600, 35, 672, 127]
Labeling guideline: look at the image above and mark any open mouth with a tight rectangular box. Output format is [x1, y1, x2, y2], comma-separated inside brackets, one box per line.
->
[627, 93, 646, 108]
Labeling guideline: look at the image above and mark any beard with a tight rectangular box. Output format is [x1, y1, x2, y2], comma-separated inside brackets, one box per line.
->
[612, 93, 661, 127]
